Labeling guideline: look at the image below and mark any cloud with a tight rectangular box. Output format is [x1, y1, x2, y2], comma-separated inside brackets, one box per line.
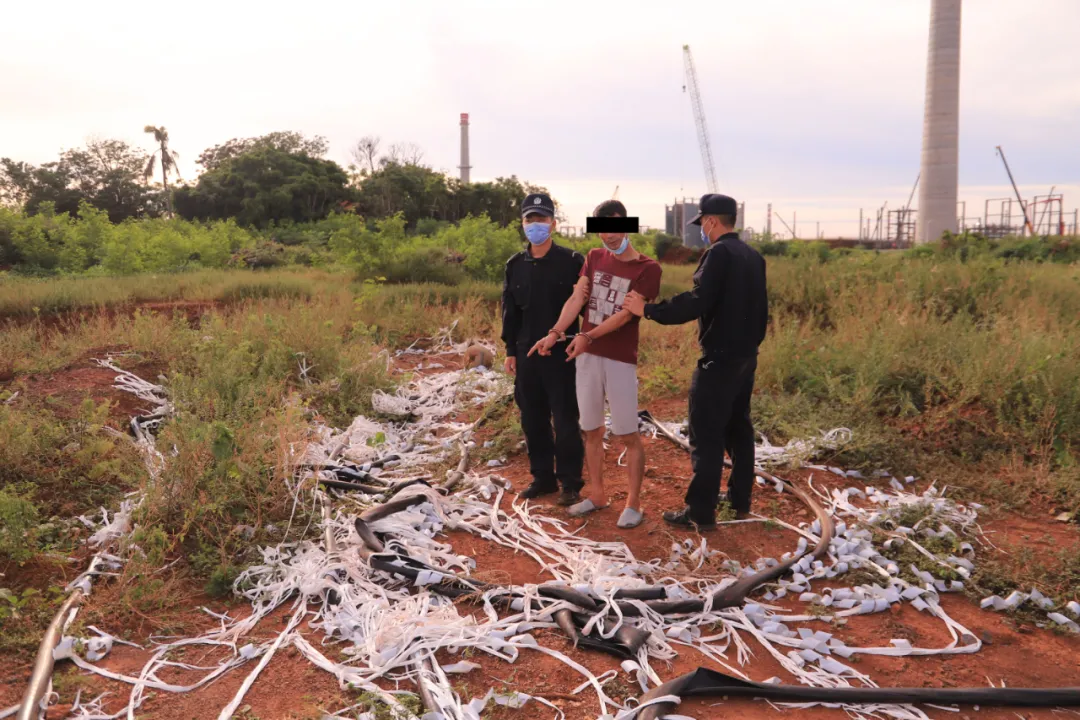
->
[1, 0, 1077, 235]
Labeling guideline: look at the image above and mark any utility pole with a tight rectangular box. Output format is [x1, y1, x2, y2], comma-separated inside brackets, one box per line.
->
[859, 208, 864, 240]
[766, 203, 772, 236]
[774, 211, 796, 239]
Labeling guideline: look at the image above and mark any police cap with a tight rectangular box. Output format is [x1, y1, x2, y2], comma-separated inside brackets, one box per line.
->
[521, 193, 556, 219]
[688, 193, 738, 225]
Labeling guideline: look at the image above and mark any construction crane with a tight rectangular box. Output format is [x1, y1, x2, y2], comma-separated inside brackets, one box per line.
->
[682, 44, 718, 194]
[995, 145, 1034, 236]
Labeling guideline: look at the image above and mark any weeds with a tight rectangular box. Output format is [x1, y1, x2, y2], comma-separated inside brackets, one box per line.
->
[3, 251, 1080, 654]
[354, 691, 423, 720]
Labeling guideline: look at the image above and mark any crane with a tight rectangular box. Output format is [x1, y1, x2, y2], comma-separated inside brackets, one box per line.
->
[995, 145, 1034, 236]
[682, 44, 718, 194]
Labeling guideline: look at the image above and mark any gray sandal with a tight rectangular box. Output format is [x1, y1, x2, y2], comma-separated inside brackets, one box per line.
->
[568, 498, 608, 517]
[617, 508, 644, 528]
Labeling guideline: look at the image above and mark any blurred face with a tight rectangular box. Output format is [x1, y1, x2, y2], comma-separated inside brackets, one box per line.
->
[701, 215, 727, 241]
[599, 213, 628, 252]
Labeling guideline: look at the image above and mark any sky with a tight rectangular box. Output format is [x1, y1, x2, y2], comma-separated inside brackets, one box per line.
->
[2, 0, 1078, 237]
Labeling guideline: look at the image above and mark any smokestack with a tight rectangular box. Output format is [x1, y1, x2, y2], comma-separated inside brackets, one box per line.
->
[459, 113, 471, 183]
[915, 0, 962, 244]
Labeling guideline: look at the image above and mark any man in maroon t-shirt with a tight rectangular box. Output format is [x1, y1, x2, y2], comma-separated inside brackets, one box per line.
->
[529, 200, 662, 528]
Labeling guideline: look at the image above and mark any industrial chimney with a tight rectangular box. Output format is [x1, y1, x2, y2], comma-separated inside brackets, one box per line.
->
[915, 0, 962, 244]
[459, 113, 471, 183]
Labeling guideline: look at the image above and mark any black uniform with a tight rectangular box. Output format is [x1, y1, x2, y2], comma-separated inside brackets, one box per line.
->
[501, 243, 585, 493]
[644, 232, 768, 518]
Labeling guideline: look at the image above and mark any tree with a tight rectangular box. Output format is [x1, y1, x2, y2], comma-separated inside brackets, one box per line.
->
[381, 142, 426, 168]
[350, 136, 381, 175]
[451, 176, 546, 227]
[144, 126, 181, 217]
[353, 162, 450, 227]
[175, 147, 353, 228]
[350, 163, 545, 229]
[0, 139, 159, 222]
[197, 131, 329, 172]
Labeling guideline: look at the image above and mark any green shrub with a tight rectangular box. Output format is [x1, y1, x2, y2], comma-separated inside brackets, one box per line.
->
[381, 245, 468, 285]
[752, 240, 789, 257]
[651, 233, 682, 261]
[0, 486, 40, 564]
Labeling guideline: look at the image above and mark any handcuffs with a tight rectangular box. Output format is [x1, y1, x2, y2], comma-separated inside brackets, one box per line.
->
[547, 328, 593, 345]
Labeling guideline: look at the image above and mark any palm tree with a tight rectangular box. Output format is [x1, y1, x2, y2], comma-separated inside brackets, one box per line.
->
[915, 0, 962, 244]
[143, 125, 181, 217]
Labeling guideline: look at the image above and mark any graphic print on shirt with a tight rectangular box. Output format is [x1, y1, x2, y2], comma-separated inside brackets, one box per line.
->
[587, 271, 631, 326]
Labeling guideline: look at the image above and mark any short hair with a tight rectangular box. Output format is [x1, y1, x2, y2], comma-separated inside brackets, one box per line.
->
[714, 213, 737, 228]
[594, 199, 627, 218]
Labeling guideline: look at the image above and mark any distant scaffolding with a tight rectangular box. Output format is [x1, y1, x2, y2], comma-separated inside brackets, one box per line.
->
[1031, 193, 1065, 236]
[886, 208, 916, 247]
[862, 195, 1077, 243]
[982, 198, 1020, 238]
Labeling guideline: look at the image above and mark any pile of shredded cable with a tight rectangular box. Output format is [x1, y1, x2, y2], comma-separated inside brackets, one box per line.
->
[643, 417, 852, 468]
[32, 329, 1079, 720]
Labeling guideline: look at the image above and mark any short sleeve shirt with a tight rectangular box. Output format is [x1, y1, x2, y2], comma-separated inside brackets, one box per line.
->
[579, 248, 662, 365]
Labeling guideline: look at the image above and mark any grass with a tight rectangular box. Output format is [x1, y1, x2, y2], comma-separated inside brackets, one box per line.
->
[0, 268, 350, 320]
[2, 252, 1080, 657]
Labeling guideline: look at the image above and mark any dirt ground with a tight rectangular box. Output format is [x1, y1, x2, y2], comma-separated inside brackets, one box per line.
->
[4, 349, 168, 426]
[2, 348, 1079, 719]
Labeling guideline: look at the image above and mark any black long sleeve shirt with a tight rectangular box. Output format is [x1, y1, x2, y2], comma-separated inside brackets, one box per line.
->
[501, 243, 585, 356]
[644, 233, 768, 361]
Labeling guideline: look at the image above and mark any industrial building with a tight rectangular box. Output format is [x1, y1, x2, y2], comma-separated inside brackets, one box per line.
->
[665, 198, 745, 247]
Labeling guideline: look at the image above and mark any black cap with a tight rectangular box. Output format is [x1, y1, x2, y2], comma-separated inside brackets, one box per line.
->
[688, 193, 738, 225]
[522, 193, 555, 219]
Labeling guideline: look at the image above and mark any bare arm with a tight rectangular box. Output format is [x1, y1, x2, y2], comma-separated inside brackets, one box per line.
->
[553, 276, 590, 334]
[584, 308, 633, 340]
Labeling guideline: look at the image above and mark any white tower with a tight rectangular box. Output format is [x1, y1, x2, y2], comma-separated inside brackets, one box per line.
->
[459, 113, 471, 183]
[915, 0, 962, 244]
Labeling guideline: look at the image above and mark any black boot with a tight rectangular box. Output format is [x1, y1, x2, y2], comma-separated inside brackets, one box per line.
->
[556, 487, 581, 506]
[519, 480, 558, 500]
[662, 506, 716, 530]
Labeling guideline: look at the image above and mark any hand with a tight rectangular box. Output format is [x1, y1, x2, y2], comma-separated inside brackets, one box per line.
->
[528, 333, 558, 357]
[624, 291, 646, 318]
[503, 355, 517, 375]
[565, 334, 590, 361]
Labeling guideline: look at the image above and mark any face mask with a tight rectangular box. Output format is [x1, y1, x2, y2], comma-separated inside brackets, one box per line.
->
[700, 225, 710, 245]
[524, 221, 551, 245]
[608, 235, 630, 256]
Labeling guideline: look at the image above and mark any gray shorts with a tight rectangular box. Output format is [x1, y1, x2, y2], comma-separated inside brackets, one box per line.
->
[576, 352, 639, 436]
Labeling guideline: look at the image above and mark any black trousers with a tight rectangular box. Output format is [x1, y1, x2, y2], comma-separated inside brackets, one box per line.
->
[513, 349, 584, 492]
[684, 355, 757, 518]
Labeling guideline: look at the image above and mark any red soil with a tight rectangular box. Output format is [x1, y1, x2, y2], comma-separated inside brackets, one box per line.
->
[2, 369, 1078, 719]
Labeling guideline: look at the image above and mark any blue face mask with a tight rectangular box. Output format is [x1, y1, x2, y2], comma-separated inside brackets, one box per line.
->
[608, 235, 630, 255]
[524, 221, 551, 245]
[700, 226, 709, 246]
